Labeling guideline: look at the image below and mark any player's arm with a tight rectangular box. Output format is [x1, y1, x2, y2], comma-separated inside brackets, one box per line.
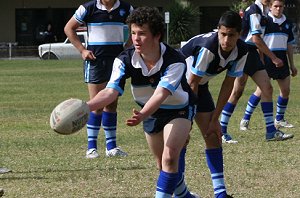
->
[212, 75, 236, 122]
[188, 74, 201, 95]
[252, 34, 283, 67]
[64, 17, 96, 60]
[87, 88, 119, 112]
[126, 87, 170, 126]
[287, 44, 298, 77]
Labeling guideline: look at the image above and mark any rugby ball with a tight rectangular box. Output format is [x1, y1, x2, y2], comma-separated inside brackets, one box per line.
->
[50, 98, 90, 135]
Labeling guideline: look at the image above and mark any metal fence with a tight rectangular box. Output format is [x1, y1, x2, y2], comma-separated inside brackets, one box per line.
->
[0, 42, 299, 60]
[0, 43, 39, 60]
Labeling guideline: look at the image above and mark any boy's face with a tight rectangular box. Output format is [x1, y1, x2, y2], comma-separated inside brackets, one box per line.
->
[130, 23, 160, 54]
[270, 0, 284, 18]
[218, 25, 240, 52]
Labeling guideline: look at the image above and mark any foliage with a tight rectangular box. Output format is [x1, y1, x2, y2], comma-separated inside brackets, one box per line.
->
[231, 0, 252, 12]
[168, 1, 199, 45]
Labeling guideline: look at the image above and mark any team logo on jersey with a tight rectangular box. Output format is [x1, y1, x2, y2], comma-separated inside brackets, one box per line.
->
[149, 78, 155, 84]
[285, 24, 289, 30]
[119, 9, 126, 17]
[217, 66, 224, 72]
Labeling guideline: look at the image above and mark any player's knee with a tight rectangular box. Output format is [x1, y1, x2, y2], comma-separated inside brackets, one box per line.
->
[162, 156, 177, 169]
[93, 109, 103, 114]
[203, 132, 221, 147]
[280, 88, 290, 98]
[162, 149, 179, 169]
[104, 101, 118, 112]
[262, 84, 273, 97]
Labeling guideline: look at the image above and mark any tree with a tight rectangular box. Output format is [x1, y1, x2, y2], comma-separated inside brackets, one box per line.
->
[168, 1, 199, 45]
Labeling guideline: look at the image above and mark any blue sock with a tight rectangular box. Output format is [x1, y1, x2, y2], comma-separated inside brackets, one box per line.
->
[102, 111, 117, 150]
[206, 148, 227, 198]
[220, 102, 236, 135]
[156, 170, 178, 198]
[87, 112, 102, 150]
[174, 148, 193, 198]
[243, 94, 261, 120]
[261, 102, 276, 134]
[276, 96, 288, 121]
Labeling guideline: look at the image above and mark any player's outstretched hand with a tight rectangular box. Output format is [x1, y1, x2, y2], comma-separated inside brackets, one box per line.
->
[126, 109, 144, 126]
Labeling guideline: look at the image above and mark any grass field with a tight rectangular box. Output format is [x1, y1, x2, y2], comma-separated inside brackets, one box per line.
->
[0, 57, 299, 198]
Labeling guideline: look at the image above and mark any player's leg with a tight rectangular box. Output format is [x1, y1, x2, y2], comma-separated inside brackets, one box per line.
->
[195, 85, 230, 198]
[86, 82, 106, 159]
[145, 118, 190, 198]
[99, 57, 127, 157]
[239, 86, 262, 131]
[220, 74, 248, 142]
[159, 118, 192, 198]
[103, 98, 127, 157]
[251, 70, 293, 140]
[195, 112, 230, 198]
[144, 107, 198, 198]
[274, 76, 294, 128]
[174, 137, 199, 198]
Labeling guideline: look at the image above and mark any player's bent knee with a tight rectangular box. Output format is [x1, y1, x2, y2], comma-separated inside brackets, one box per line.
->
[203, 132, 222, 147]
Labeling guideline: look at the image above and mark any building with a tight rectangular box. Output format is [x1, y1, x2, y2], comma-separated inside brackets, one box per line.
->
[1, 0, 299, 46]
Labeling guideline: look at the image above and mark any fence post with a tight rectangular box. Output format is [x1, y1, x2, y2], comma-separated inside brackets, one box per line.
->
[9, 43, 12, 60]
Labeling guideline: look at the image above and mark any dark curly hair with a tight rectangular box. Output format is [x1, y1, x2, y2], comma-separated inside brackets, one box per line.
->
[126, 7, 165, 42]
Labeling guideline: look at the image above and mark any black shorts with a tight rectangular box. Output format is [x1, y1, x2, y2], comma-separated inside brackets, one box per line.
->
[264, 55, 290, 80]
[84, 57, 115, 84]
[243, 47, 265, 77]
[143, 105, 196, 134]
[196, 83, 215, 113]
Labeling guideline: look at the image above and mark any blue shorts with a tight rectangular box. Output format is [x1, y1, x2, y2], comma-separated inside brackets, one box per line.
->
[143, 105, 196, 134]
[196, 83, 215, 113]
[264, 51, 290, 80]
[84, 57, 115, 84]
[243, 47, 265, 77]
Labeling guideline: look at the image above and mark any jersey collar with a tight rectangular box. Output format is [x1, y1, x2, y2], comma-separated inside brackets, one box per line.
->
[131, 43, 166, 76]
[97, 0, 120, 11]
[268, 12, 286, 25]
[218, 45, 238, 67]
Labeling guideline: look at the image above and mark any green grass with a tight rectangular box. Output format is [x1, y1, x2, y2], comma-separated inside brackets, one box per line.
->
[0, 57, 300, 198]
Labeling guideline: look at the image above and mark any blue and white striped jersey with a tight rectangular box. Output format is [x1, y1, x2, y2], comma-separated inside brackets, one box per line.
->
[180, 32, 248, 85]
[264, 13, 295, 52]
[241, 0, 269, 47]
[74, 0, 133, 57]
[107, 43, 192, 109]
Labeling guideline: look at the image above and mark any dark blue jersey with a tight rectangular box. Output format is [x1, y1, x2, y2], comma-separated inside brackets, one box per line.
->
[107, 43, 194, 109]
[74, 0, 133, 57]
[264, 14, 295, 52]
[263, 13, 295, 73]
[241, 1, 269, 47]
[180, 32, 248, 85]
